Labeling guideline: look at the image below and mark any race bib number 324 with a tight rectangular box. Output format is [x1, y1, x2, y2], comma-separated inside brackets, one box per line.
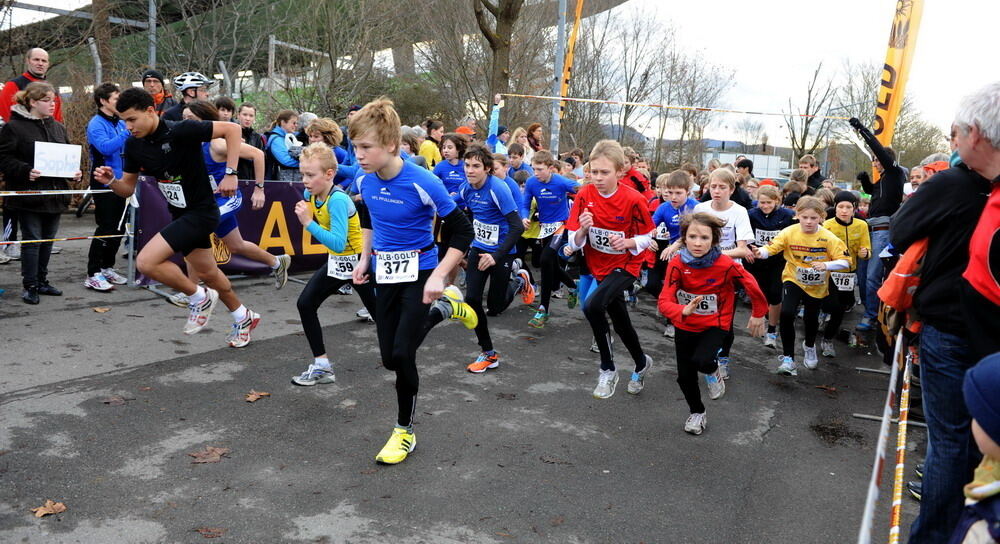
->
[158, 181, 186, 208]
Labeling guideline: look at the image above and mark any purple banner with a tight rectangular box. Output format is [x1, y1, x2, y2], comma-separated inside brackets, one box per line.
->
[135, 176, 326, 285]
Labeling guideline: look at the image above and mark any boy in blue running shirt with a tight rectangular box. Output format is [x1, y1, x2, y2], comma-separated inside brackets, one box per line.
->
[432, 133, 467, 198]
[349, 98, 477, 465]
[648, 171, 698, 299]
[520, 150, 579, 327]
[459, 145, 526, 372]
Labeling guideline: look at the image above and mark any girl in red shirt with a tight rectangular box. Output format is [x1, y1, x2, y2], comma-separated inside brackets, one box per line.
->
[658, 213, 767, 435]
[566, 140, 656, 400]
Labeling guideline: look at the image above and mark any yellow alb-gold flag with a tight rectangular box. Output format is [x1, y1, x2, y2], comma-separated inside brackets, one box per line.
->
[873, 0, 923, 178]
[558, 0, 585, 120]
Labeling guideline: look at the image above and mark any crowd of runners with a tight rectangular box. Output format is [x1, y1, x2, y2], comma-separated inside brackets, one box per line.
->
[1, 47, 998, 543]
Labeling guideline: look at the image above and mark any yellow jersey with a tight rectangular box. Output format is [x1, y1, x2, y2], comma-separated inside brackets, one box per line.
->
[764, 225, 849, 298]
[309, 188, 362, 256]
[822, 217, 871, 272]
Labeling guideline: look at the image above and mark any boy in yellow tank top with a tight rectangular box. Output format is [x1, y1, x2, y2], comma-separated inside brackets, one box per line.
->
[753, 196, 850, 375]
[291, 143, 376, 386]
[819, 191, 871, 357]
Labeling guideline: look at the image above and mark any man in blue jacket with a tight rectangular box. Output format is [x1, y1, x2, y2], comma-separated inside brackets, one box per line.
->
[84, 83, 130, 292]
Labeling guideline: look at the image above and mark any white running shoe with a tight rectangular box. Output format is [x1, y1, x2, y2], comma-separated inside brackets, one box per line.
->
[273, 254, 291, 289]
[717, 356, 730, 380]
[803, 342, 819, 369]
[776, 355, 797, 376]
[684, 412, 707, 435]
[356, 307, 373, 322]
[663, 324, 675, 338]
[83, 273, 113, 292]
[592, 369, 619, 399]
[627, 355, 652, 395]
[821, 339, 836, 357]
[589, 335, 614, 353]
[6, 244, 21, 260]
[50, 245, 62, 254]
[184, 288, 219, 335]
[0, 250, 10, 264]
[291, 363, 335, 386]
[705, 369, 726, 400]
[228, 310, 260, 348]
[101, 268, 127, 285]
[337, 284, 353, 295]
[168, 292, 190, 308]
[763, 332, 778, 349]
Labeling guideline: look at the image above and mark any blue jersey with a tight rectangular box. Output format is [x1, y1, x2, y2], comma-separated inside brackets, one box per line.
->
[432, 159, 466, 195]
[460, 175, 518, 253]
[202, 142, 242, 219]
[520, 173, 577, 224]
[502, 175, 522, 212]
[510, 161, 532, 177]
[357, 160, 457, 270]
[651, 197, 698, 243]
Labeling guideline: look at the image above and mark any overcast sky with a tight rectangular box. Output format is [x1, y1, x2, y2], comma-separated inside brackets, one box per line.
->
[619, 0, 997, 145]
[8, 0, 996, 147]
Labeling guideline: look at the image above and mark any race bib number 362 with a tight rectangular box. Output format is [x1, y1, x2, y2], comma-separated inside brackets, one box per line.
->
[795, 266, 826, 286]
[375, 250, 419, 284]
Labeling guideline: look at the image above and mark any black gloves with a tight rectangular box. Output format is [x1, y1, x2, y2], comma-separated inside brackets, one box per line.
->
[856, 171, 871, 184]
[849, 117, 864, 130]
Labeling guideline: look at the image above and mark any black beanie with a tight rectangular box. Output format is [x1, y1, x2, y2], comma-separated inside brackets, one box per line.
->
[141, 69, 165, 84]
[834, 190, 858, 207]
[964, 353, 1000, 445]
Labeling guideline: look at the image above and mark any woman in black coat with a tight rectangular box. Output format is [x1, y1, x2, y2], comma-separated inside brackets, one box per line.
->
[0, 81, 82, 304]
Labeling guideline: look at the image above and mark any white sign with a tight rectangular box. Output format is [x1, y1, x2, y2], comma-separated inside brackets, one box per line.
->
[33, 142, 81, 178]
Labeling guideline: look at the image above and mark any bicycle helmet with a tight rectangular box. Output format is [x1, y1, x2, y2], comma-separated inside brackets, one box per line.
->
[172, 72, 214, 91]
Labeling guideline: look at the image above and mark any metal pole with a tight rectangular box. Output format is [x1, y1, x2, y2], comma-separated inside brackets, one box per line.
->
[218, 60, 231, 97]
[87, 38, 102, 83]
[148, 0, 156, 68]
[268, 35, 276, 82]
[548, 0, 567, 155]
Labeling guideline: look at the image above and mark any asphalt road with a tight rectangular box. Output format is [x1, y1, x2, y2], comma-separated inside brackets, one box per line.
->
[0, 215, 921, 543]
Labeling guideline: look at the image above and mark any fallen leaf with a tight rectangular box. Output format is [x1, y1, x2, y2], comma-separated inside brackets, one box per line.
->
[815, 385, 837, 392]
[92, 307, 111, 313]
[102, 395, 133, 406]
[188, 446, 230, 464]
[139, 387, 152, 392]
[194, 527, 227, 538]
[550, 516, 565, 526]
[245, 390, 270, 402]
[31, 500, 67, 518]
[360, 468, 378, 475]
[496, 392, 516, 400]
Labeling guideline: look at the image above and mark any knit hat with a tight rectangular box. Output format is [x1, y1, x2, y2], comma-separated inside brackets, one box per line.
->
[498, 125, 509, 136]
[834, 190, 858, 207]
[759, 179, 777, 187]
[964, 353, 1000, 445]
[141, 69, 165, 84]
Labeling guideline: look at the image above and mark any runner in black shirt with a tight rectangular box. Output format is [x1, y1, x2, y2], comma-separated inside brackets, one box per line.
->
[92, 88, 260, 347]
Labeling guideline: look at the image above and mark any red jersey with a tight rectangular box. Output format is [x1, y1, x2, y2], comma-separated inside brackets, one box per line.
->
[963, 181, 1000, 305]
[566, 183, 655, 280]
[0, 72, 62, 123]
[658, 253, 768, 333]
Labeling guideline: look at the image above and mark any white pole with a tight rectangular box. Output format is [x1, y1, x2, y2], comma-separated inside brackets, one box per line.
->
[147, 0, 156, 68]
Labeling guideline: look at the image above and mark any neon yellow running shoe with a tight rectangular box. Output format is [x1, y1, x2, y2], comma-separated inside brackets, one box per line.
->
[375, 426, 416, 465]
[442, 285, 478, 330]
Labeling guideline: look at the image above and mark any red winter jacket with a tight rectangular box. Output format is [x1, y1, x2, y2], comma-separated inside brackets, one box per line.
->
[0, 72, 62, 123]
[658, 253, 768, 333]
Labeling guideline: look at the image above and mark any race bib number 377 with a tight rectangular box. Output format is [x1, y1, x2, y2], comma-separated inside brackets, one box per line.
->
[375, 250, 419, 284]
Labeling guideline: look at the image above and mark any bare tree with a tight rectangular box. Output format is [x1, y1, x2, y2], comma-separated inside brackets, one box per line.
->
[784, 62, 836, 160]
[473, 0, 525, 101]
[670, 55, 731, 167]
[735, 118, 765, 153]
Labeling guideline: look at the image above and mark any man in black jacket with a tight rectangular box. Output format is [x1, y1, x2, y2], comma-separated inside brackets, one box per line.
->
[891, 160, 990, 542]
[849, 118, 906, 331]
[797, 154, 826, 191]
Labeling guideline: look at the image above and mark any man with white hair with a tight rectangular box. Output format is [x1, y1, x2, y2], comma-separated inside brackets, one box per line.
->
[890, 82, 996, 544]
[958, 82, 1000, 363]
